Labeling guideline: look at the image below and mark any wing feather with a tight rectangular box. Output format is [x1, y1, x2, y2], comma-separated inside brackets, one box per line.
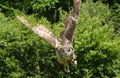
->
[60, 0, 81, 43]
[17, 16, 60, 48]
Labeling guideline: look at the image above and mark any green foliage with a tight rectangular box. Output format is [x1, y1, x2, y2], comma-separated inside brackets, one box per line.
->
[110, 4, 120, 35]
[0, 0, 72, 23]
[0, 0, 120, 78]
[31, 0, 58, 12]
[74, 1, 120, 77]
[0, 13, 55, 77]
[93, 0, 120, 6]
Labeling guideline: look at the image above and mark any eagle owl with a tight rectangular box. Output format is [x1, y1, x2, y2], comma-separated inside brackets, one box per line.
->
[17, 0, 81, 72]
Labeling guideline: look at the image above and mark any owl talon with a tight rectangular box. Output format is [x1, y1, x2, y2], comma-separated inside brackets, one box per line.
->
[64, 65, 70, 73]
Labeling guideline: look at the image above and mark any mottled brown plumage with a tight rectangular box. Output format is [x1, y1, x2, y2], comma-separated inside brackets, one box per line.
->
[17, 0, 81, 72]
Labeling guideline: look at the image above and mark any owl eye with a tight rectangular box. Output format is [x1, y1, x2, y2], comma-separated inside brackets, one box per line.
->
[67, 49, 70, 52]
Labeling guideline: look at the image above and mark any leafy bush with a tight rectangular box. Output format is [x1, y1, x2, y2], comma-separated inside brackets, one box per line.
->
[0, 0, 120, 78]
[110, 4, 120, 35]
[74, 1, 120, 77]
[0, 0, 72, 23]
[0, 13, 55, 77]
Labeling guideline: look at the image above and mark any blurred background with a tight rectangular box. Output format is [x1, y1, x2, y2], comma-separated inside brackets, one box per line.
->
[0, 0, 120, 78]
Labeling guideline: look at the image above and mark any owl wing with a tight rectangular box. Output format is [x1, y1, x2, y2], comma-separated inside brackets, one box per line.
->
[17, 16, 60, 48]
[60, 0, 81, 43]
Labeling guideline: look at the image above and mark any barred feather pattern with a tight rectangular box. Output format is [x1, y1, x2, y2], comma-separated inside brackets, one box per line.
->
[17, 0, 81, 73]
[17, 16, 60, 48]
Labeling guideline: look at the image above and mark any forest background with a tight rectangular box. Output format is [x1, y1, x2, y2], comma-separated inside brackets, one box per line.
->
[0, 0, 120, 78]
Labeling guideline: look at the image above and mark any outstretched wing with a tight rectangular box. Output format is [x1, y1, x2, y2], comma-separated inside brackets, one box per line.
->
[60, 0, 81, 43]
[17, 16, 60, 48]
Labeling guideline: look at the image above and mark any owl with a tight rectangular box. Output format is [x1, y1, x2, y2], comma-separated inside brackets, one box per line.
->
[17, 0, 81, 72]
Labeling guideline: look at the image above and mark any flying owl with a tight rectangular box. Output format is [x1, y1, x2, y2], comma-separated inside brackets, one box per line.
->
[17, 0, 81, 72]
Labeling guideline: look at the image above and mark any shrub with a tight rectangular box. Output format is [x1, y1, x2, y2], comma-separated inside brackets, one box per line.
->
[0, 0, 120, 78]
